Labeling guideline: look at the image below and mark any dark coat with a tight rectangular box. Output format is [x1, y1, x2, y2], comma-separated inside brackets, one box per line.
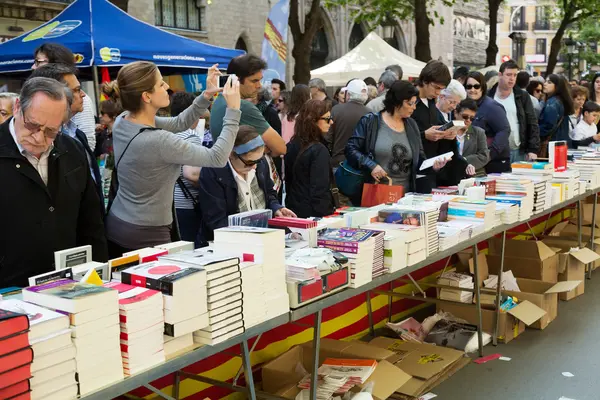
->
[74, 128, 104, 209]
[539, 96, 571, 145]
[488, 84, 541, 154]
[285, 139, 335, 218]
[197, 158, 283, 244]
[472, 96, 511, 172]
[412, 97, 456, 158]
[345, 112, 431, 193]
[0, 119, 108, 287]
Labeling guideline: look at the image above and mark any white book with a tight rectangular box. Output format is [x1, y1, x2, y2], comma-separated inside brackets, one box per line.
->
[154, 241, 195, 254]
[71, 312, 119, 338]
[72, 323, 120, 349]
[68, 301, 117, 326]
[160, 251, 240, 272]
[204, 314, 243, 332]
[163, 288, 207, 312]
[165, 313, 209, 337]
[54, 245, 91, 270]
[32, 328, 72, 356]
[30, 359, 76, 388]
[123, 349, 165, 375]
[31, 344, 76, 373]
[35, 383, 78, 400]
[120, 321, 163, 342]
[75, 341, 120, 363]
[0, 299, 69, 341]
[208, 292, 243, 311]
[31, 371, 77, 400]
[78, 369, 124, 396]
[208, 285, 242, 302]
[121, 261, 206, 295]
[164, 333, 193, 357]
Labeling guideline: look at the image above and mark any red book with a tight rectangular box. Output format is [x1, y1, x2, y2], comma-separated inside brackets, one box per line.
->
[0, 364, 31, 390]
[0, 310, 29, 341]
[0, 332, 29, 358]
[0, 380, 29, 399]
[7, 392, 31, 400]
[0, 348, 33, 375]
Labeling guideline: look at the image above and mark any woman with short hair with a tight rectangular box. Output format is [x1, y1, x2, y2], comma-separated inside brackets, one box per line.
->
[453, 99, 490, 177]
[436, 79, 467, 122]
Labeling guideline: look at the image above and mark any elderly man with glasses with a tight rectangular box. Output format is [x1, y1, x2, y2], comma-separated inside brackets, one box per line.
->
[0, 77, 107, 287]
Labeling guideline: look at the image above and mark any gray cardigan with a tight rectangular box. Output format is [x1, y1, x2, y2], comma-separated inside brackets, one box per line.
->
[461, 125, 490, 175]
[109, 95, 241, 226]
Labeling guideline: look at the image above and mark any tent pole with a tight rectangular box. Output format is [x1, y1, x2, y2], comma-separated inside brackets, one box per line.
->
[92, 66, 101, 115]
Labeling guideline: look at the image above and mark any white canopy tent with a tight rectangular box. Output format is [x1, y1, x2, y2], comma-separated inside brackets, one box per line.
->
[310, 32, 426, 86]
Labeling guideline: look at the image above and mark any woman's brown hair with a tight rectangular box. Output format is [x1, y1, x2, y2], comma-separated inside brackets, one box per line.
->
[102, 61, 158, 113]
[100, 99, 123, 120]
[292, 99, 331, 148]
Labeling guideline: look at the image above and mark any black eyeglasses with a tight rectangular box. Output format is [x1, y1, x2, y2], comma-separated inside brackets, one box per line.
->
[319, 116, 333, 123]
[465, 84, 481, 90]
[460, 114, 475, 121]
[235, 153, 263, 167]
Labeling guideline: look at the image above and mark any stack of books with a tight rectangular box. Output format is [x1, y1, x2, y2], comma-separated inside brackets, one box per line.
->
[437, 220, 475, 242]
[213, 227, 290, 322]
[494, 202, 520, 224]
[486, 194, 531, 221]
[572, 157, 600, 190]
[509, 165, 553, 212]
[154, 241, 195, 254]
[438, 272, 474, 303]
[447, 199, 496, 231]
[317, 228, 377, 288]
[123, 248, 169, 263]
[0, 309, 32, 400]
[437, 225, 461, 250]
[493, 175, 535, 216]
[121, 262, 208, 339]
[228, 209, 272, 227]
[297, 358, 378, 398]
[268, 217, 318, 249]
[103, 282, 165, 376]
[553, 169, 581, 200]
[0, 300, 76, 400]
[163, 333, 193, 358]
[361, 223, 427, 271]
[108, 254, 140, 282]
[22, 280, 123, 395]
[474, 177, 497, 196]
[378, 206, 439, 257]
[371, 231, 385, 278]
[432, 187, 459, 195]
[239, 262, 269, 327]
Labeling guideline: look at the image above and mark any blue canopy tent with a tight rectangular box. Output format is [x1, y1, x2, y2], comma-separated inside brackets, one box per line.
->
[0, 0, 243, 72]
[0, 0, 243, 102]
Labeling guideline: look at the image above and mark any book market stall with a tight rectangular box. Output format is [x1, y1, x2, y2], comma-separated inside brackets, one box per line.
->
[3, 144, 600, 400]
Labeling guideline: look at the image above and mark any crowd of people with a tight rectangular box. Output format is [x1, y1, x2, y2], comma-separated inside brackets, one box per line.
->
[2, 41, 600, 288]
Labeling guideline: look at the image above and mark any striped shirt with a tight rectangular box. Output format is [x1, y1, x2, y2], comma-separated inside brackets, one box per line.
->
[173, 128, 213, 210]
[71, 94, 97, 152]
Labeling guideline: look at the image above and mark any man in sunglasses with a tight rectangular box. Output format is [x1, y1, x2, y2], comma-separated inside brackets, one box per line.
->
[488, 59, 540, 163]
[0, 77, 107, 287]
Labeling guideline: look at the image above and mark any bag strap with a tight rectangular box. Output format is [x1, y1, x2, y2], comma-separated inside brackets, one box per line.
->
[548, 115, 565, 141]
[177, 177, 198, 206]
[115, 127, 160, 170]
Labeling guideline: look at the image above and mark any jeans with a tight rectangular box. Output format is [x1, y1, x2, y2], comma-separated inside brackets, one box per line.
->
[510, 149, 525, 163]
[176, 208, 201, 246]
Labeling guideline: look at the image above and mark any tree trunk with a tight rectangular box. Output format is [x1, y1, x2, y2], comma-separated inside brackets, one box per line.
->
[414, 0, 431, 62]
[292, 39, 313, 84]
[546, 19, 570, 75]
[485, 0, 501, 66]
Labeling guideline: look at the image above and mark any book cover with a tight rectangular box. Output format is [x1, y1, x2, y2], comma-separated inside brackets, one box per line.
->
[24, 279, 113, 299]
[103, 282, 161, 308]
[317, 228, 376, 247]
[0, 310, 30, 341]
[378, 210, 424, 226]
[121, 263, 204, 296]
[0, 300, 68, 340]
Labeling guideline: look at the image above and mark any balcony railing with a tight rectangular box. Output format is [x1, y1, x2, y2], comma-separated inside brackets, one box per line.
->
[534, 20, 560, 30]
[512, 21, 529, 31]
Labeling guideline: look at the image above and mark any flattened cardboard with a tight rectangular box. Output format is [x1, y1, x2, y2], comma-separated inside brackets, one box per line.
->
[506, 300, 547, 326]
[544, 280, 582, 294]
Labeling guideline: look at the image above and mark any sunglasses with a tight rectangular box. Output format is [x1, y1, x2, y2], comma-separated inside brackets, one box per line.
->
[277, 98, 285, 104]
[235, 152, 263, 167]
[460, 115, 475, 121]
[534, 89, 542, 93]
[320, 116, 333, 123]
[465, 84, 482, 90]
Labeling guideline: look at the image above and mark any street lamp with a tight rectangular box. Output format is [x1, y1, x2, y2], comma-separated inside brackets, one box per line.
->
[509, 32, 527, 69]
[564, 36, 578, 81]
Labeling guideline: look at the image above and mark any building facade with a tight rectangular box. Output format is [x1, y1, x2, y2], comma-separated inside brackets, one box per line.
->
[496, 1, 561, 76]
[452, 0, 490, 68]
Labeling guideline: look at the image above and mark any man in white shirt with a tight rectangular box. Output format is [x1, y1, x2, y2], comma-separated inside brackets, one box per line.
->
[488, 60, 540, 163]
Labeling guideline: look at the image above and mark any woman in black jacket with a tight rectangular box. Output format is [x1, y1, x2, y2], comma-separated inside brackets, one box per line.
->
[197, 125, 296, 245]
[464, 71, 511, 173]
[345, 80, 447, 199]
[285, 100, 336, 218]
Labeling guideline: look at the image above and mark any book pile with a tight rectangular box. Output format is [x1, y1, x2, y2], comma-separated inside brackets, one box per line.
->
[297, 358, 378, 398]
[317, 228, 377, 288]
[447, 199, 496, 231]
[213, 227, 289, 324]
[22, 280, 123, 395]
[494, 202, 519, 224]
[285, 259, 321, 282]
[486, 194, 531, 221]
[154, 241, 195, 254]
[108, 254, 140, 281]
[361, 223, 426, 271]
[121, 262, 209, 339]
[123, 247, 168, 263]
[103, 282, 165, 376]
[432, 187, 459, 195]
[508, 167, 553, 212]
[474, 177, 497, 196]
[228, 209, 272, 227]
[492, 176, 535, 217]
[268, 217, 318, 253]
[438, 272, 474, 303]
[159, 251, 246, 343]
[572, 157, 600, 190]
[378, 206, 439, 257]
[437, 225, 461, 250]
[0, 300, 76, 400]
[0, 309, 33, 400]
[437, 220, 475, 242]
[163, 333, 193, 358]
[553, 169, 581, 201]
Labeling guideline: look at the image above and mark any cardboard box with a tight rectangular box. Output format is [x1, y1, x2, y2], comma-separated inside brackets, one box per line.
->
[541, 239, 600, 300]
[261, 339, 412, 400]
[367, 337, 470, 398]
[486, 238, 558, 283]
[503, 278, 581, 329]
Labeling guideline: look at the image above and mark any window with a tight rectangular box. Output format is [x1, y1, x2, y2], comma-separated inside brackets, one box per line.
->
[349, 23, 365, 50]
[155, 0, 202, 30]
[235, 37, 248, 52]
[511, 7, 526, 30]
[310, 28, 329, 70]
[534, 6, 552, 30]
[536, 38, 546, 56]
